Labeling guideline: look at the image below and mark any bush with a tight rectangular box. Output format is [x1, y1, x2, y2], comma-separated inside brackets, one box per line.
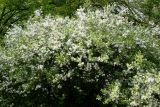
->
[0, 6, 160, 106]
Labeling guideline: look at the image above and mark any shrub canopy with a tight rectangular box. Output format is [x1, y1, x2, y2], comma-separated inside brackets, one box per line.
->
[0, 6, 160, 106]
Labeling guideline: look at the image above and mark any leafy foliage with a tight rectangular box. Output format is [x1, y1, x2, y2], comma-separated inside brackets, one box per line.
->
[0, 6, 160, 106]
[0, 0, 39, 41]
[129, 0, 160, 25]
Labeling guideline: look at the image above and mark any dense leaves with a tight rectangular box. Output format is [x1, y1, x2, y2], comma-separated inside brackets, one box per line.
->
[0, 0, 40, 41]
[130, 0, 160, 25]
[0, 6, 160, 106]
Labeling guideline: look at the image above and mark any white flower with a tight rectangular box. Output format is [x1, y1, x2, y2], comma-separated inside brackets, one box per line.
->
[147, 77, 154, 83]
[38, 65, 43, 70]
[34, 10, 41, 17]
[76, 8, 86, 21]
[20, 45, 27, 49]
[35, 84, 41, 90]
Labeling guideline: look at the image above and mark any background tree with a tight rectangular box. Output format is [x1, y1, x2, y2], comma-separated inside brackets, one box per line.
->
[130, 0, 160, 25]
[0, 0, 53, 42]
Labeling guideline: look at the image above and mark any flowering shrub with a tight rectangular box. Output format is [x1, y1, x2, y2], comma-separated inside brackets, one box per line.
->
[0, 6, 160, 106]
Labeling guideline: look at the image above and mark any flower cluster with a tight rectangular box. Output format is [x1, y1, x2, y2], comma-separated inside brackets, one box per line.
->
[0, 6, 160, 106]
